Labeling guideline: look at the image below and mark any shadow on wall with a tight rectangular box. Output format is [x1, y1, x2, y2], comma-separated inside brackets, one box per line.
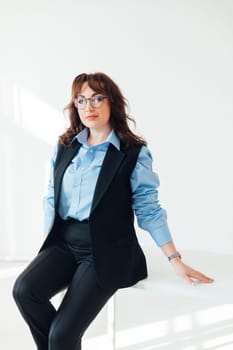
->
[0, 79, 65, 260]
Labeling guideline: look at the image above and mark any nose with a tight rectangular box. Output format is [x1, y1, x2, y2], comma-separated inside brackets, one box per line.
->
[85, 99, 94, 111]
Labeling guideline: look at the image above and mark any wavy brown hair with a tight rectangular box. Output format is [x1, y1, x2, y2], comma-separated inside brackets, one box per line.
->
[59, 72, 147, 149]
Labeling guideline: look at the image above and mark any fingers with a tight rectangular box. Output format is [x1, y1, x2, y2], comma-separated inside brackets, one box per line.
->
[183, 275, 195, 285]
[187, 268, 214, 284]
[199, 275, 214, 283]
[172, 261, 214, 284]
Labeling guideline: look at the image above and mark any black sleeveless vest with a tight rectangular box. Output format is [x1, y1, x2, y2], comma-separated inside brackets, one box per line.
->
[39, 140, 148, 288]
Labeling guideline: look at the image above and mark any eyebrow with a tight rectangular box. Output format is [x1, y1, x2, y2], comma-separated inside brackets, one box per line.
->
[78, 92, 102, 98]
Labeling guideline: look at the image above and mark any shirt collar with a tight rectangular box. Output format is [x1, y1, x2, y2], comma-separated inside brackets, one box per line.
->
[72, 128, 120, 151]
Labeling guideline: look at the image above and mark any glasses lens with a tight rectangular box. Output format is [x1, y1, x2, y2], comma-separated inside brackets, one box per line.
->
[91, 96, 105, 108]
[75, 96, 86, 109]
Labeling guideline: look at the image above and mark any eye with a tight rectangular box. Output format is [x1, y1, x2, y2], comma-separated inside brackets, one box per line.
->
[93, 96, 103, 103]
[94, 96, 106, 104]
[77, 97, 85, 105]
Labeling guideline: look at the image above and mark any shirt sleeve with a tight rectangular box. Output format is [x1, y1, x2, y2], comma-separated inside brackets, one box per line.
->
[130, 145, 173, 247]
[43, 144, 58, 234]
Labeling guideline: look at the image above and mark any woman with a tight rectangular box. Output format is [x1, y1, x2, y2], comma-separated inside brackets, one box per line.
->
[13, 72, 213, 350]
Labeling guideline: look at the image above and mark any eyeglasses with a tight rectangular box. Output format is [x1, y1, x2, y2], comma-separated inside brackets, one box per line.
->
[74, 95, 107, 110]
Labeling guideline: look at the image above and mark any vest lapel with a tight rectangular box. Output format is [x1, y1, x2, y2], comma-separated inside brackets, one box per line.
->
[91, 143, 125, 214]
[54, 140, 81, 209]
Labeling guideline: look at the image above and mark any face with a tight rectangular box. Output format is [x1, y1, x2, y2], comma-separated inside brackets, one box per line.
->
[76, 82, 111, 132]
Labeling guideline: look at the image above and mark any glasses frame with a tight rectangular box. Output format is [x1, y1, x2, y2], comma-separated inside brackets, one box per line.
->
[74, 95, 108, 110]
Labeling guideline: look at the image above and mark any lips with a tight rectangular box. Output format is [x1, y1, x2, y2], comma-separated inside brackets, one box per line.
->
[86, 114, 97, 120]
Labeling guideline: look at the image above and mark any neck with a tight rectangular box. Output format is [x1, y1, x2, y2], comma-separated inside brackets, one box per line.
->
[87, 127, 112, 146]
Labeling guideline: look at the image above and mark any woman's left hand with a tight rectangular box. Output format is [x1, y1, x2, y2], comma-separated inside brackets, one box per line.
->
[170, 258, 214, 285]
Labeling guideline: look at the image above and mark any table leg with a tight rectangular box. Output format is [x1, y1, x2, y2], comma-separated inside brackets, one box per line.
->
[107, 294, 116, 350]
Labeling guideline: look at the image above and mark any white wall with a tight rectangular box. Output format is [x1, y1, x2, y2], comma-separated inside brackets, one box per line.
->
[0, 0, 232, 259]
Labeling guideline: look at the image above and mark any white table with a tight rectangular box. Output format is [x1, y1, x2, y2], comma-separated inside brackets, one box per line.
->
[107, 248, 233, 350]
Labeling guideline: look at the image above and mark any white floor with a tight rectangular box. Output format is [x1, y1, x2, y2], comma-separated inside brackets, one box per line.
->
[1, 261, 233, 350]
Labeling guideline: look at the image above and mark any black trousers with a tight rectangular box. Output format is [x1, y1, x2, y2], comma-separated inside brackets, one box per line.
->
[12, 219, 117, 350]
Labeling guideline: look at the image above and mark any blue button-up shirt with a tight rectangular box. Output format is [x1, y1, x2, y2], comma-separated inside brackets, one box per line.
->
[43, 128, 172, 247]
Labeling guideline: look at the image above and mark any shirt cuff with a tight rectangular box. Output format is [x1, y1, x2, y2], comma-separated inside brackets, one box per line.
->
[148, 222, 173, 247]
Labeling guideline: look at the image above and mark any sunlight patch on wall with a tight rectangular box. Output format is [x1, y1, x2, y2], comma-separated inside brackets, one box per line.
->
[117, 319, 169, 347]
[203, 333, 233, 349]
[114, 304, 233, 349]
[195, 304, 233, 326]
[14, 85, 65, 145]
[172, 314, 193, 332]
